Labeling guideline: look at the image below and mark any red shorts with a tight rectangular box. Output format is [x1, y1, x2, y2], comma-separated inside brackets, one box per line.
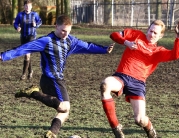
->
[125, 95, 145, 102]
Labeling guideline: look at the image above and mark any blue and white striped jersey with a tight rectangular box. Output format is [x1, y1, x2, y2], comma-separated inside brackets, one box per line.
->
[14, 11, 42, 37]
[1, 32, 108, 80]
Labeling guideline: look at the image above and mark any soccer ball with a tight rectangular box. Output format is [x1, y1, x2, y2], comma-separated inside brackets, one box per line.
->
[69, 135, 81, 138]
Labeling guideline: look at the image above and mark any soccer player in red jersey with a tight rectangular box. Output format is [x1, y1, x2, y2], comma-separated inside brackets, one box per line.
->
[100, 20, 179, 138]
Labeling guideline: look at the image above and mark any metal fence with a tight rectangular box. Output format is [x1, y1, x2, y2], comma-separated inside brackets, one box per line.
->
[71, 1, 179, 27]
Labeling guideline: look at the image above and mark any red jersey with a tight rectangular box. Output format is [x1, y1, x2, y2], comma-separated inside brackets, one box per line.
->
[110, 28, 179, 82]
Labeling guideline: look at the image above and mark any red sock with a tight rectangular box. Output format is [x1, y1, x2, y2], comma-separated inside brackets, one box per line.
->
[102, 98, 119, 128]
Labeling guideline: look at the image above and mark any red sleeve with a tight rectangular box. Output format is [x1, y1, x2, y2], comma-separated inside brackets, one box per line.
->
[110, 29, 142, 44]
[173, 38, 179, 59]
[110, 32, 126, 44]
[152, 38, 179, 63]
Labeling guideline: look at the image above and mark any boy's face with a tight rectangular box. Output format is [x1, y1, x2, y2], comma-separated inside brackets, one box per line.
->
[24, 3, 32, 13]
[146, 24, 163, 44]
[55, 24, 72, 39]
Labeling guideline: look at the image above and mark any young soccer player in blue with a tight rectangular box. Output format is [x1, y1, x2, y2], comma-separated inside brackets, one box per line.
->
[0, 15, 114, 138]
[14, 0, 42, 80]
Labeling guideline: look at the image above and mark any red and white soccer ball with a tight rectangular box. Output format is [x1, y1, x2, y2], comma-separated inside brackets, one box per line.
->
[69, 135, 81, 138]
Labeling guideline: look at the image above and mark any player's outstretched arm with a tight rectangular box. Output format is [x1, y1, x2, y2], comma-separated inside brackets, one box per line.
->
[110, 32, 137, 50]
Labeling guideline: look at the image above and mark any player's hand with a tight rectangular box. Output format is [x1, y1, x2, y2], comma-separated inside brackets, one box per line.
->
[33, 22, 36, 27]
[107, 43, 115, 53]
[124, 40, 137, 50]
[175, 22, 179, 38]
[17, 27, 21, 32]
[0, 55, 2, 61]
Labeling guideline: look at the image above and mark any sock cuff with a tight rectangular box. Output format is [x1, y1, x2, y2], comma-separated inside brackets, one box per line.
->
[102, 98, 114, 103]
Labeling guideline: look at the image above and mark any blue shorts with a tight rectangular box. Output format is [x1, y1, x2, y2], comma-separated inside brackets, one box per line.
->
[40, 74, 69, 102]
[21, 35, 36, 44]
[112, 72, 146, 102]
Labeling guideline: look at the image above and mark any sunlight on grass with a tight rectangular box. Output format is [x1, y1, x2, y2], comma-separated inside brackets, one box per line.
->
[1, 25, 179, 138]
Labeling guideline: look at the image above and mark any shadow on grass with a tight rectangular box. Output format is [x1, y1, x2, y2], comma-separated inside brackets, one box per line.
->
[1, 125, 179, 135]
[0, 125, 49, 129]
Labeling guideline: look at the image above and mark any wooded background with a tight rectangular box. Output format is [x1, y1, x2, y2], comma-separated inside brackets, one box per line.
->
[0, 0, 179, 28]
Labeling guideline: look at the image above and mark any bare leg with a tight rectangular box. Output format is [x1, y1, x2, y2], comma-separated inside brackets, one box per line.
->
[45, 101, 70, 138]
[130, 99, 157, 138]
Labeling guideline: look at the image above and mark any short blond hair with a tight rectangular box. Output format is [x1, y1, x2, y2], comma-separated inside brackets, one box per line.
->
[149, 20, 165, 34]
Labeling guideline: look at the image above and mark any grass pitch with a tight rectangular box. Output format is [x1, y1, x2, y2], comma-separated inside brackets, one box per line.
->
[0, 25, 179, 138]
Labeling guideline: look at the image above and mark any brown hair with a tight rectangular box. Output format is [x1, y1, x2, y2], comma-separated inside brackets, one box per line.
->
[24, 0, 32, 5]
[56, 15, 72, 26]
[149, 20, 165, 34]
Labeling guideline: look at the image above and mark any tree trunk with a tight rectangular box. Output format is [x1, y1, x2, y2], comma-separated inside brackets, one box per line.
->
[18, 0, 24, 12]
[56, 0, 61, 19]
[12, 0, 18, 24]
[61, 0, 64, 14]
[64, 0, 70, 16]
[169, 0, 175, 30]
[166, 0, 170, 28]
[104, 0, 112, 25]
[156, 0, 162, 19]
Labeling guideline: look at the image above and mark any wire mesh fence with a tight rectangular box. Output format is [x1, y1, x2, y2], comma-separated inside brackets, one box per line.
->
[71, 1, 179, 28]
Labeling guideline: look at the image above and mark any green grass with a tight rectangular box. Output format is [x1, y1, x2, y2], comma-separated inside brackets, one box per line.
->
[0, 25, 179, 138]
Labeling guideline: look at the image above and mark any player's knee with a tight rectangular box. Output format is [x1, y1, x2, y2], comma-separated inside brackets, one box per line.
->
[57, 101, 70, 113]
[25, 54, 31, 60]
[134, 118, 146, 127]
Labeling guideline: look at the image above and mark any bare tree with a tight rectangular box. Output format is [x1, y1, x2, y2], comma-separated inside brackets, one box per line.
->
[18, 0, 24, 12]
[61, 0, 64, 14]
[11, 0, 18, 24]
[168, 0, 176, 29]
[0, 0, 11, 24]
[166, 0, 170, 28]
[156, 0, 162, 19]
[104, 0, 112, 25]
[56, 0, 61, 19]
[64, 0, 70, 16]
[56, 0, 70, 18]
